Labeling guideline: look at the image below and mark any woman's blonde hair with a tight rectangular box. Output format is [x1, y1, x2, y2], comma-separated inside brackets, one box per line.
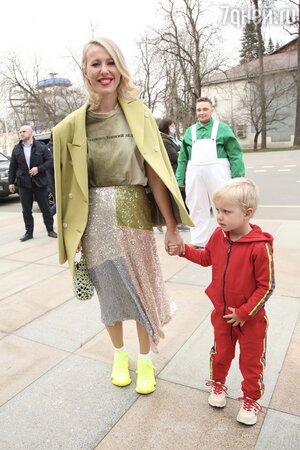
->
[81, 37, 140, 106]
[213, 178, 260, 214]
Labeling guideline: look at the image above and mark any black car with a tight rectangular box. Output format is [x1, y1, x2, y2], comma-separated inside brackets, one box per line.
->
[0, 151, 13, 197]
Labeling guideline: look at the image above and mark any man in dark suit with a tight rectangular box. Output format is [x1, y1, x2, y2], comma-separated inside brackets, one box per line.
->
[8, 125, 57, 241]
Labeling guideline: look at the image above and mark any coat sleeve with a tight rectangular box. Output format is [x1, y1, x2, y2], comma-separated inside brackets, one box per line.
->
[162, 137, 179, 171]
[235, 242, 275, 321]
[176, 128, 191, 187]
[52, 128, 67, 264]
[37, 144, 53, 173]
[8, 149, 17, 184]
[144, 110, 194, 227]
[223, 124, 245, 177]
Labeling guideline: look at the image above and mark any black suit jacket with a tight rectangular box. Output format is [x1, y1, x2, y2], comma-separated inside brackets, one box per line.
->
[8, 138, 53, 189]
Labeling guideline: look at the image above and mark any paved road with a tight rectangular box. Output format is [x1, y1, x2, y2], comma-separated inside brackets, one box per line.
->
[1, 150, 300, 219]
[1, 149, 300, 449]
[243, 150, 300, 220]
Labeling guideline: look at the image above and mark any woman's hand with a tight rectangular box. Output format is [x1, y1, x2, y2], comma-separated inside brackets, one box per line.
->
[144, 162, 186, 257]
[165, 228, 185, 255]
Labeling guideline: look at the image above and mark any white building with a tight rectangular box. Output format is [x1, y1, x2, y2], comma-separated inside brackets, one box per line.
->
[202, 38, 298, 149]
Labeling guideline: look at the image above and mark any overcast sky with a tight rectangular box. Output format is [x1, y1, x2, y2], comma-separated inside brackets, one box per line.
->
[1, 0, 161, 80]
[0, 0, 294, 84]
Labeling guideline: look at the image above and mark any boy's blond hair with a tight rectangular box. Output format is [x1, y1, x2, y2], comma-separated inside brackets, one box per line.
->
[213, 178, 259, 214]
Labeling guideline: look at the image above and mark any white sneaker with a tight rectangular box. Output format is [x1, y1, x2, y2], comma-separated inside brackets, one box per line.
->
[206, 380, 227, 408]
[237, 397, 263, 425]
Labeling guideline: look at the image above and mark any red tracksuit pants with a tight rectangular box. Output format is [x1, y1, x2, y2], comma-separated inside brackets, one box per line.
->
[210, 310, 268, 400]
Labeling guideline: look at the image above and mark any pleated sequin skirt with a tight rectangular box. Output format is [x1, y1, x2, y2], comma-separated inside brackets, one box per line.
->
[81, 185, 175, 350]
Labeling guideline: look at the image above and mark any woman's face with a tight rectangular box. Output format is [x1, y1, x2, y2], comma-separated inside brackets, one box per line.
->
[84, 44, 121, 98]
[169, 122, 176, 136]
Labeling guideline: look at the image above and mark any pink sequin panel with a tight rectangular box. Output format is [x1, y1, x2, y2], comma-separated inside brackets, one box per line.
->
[118, 227, 175, 350]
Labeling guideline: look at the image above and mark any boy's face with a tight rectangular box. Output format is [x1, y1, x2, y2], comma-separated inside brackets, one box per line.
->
[214, 198, 253, 238]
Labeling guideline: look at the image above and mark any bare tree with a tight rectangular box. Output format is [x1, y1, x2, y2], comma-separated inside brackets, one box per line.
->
[251, 0, 268, 148]
[239, 73, 295, 149]
[134, 37, 166, 111]
[155, 0, 224, 127]
[134, 0, 226, 131]
[0, 51, 84, 131]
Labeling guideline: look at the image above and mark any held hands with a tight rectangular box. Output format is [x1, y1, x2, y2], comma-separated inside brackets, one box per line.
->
[223, 307, 245, 327]
[168, 243, 182, 256]
[165, 228, 185, 256]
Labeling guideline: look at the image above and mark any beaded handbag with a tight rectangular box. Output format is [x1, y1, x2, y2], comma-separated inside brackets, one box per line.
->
[73, 252, 94, 301]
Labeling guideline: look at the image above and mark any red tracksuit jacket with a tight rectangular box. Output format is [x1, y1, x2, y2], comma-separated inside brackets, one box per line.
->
[181, 224, 275, 321]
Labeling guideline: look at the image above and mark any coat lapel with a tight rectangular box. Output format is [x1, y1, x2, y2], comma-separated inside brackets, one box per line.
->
[20, 147, 28, 169]
[29, 141, 37, 168]
[119, 98, 145, 152]
[67, 105, 89, 200]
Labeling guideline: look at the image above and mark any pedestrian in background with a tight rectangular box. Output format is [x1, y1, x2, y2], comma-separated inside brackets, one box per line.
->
[8, 125, 57, 241]
[168, 178, 275, 425]
[52, 37, 192, 395]
[176, 97, 245, 248]
[158, 118, 190, 233]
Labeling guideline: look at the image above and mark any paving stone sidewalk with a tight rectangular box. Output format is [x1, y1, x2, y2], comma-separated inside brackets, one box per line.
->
[0, 211, 299, 450]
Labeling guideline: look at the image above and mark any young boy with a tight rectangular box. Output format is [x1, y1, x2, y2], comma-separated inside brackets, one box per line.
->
[168, 178, 275, 425]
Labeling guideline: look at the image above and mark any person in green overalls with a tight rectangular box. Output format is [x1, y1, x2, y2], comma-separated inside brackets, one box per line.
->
[176, 97, 245, 248]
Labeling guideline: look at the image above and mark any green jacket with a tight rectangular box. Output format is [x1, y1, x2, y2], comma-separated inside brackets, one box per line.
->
[176, 119, 245, 186]
[52, 98, 193, 274]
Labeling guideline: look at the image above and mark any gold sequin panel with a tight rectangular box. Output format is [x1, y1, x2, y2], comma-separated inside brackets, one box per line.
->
[115, 185, 153, 230]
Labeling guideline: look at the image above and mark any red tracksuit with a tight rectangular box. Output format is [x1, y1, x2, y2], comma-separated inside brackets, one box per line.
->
[181, 224, 275, 400]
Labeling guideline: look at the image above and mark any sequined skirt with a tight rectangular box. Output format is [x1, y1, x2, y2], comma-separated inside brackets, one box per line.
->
[82, 185, 174, 350]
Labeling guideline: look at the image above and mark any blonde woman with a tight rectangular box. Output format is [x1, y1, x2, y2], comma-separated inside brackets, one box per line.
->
[53, 37, 192, 394]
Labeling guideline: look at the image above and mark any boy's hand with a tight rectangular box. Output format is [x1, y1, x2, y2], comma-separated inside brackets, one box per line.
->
[167, 243, 183, 256]
[223, 307, 245, 327]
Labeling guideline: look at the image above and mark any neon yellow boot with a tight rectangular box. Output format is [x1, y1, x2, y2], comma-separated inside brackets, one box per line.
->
[111, 349, 131, 387]
[136, 357, 156, 394]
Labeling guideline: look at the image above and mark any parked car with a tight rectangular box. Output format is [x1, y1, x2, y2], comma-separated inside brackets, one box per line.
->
[0, 151, 14, 198]
[34, 131, 51, 144]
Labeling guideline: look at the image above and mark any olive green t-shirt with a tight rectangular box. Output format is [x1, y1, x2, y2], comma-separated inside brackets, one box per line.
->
[86, 104, 147, 187]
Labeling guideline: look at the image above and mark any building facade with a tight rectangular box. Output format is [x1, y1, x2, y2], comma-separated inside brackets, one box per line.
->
[202, 38, 298, 149]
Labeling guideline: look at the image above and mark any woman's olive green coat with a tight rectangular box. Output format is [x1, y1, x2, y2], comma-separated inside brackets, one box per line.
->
[52, 98, 193, 274]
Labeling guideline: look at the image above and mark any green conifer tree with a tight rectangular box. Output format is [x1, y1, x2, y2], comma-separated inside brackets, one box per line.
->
[239, 20, 265, 63]
[267, 36, 275, 54]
